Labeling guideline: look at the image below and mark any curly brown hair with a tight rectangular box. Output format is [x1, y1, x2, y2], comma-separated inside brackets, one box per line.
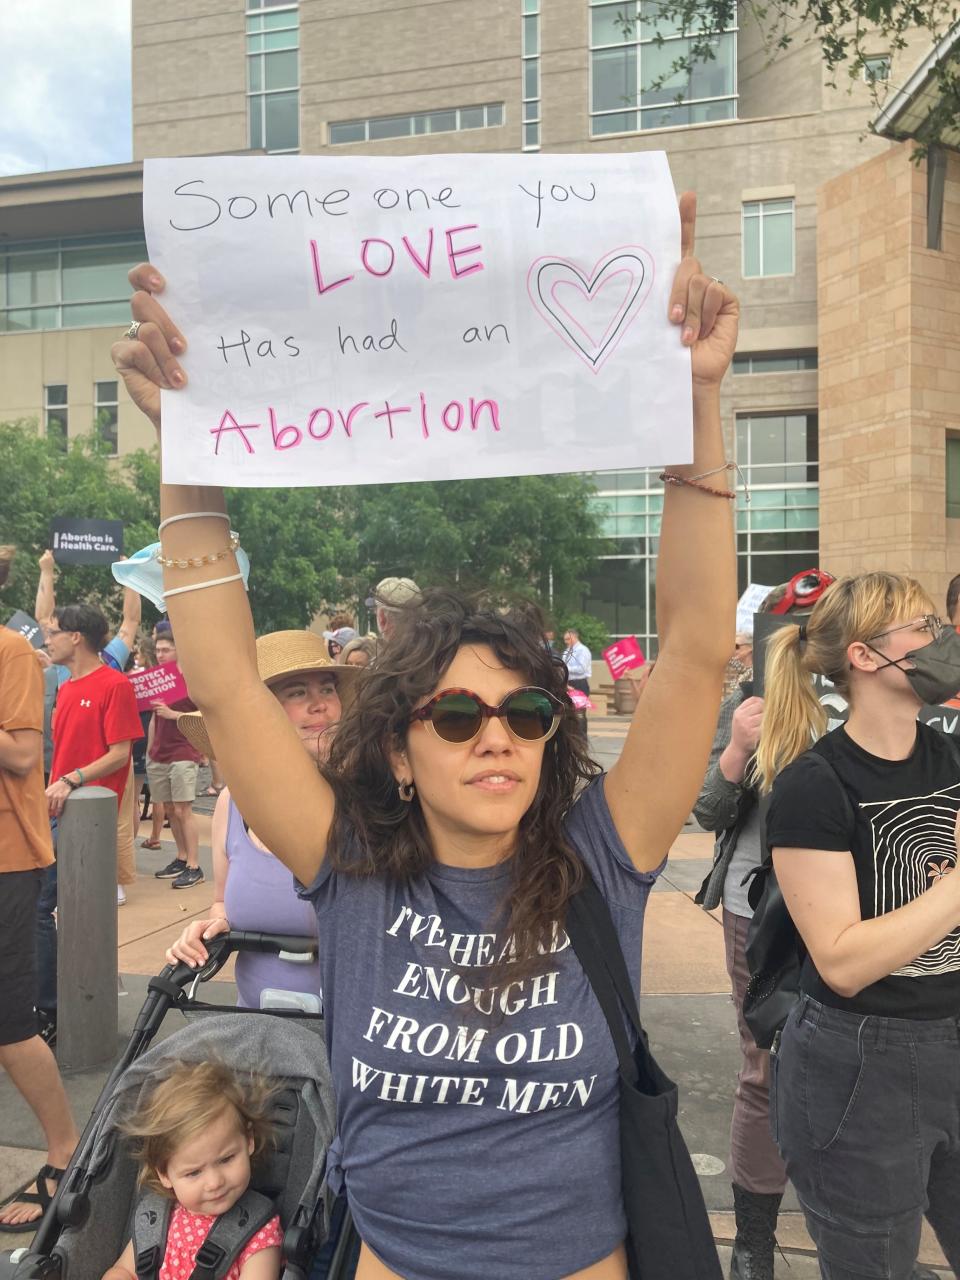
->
[121, 1060, 277, 1197]
[323, 589, 601, 987]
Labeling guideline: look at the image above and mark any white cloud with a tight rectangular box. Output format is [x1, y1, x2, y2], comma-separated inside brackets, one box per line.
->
[0, 0, 131, 177]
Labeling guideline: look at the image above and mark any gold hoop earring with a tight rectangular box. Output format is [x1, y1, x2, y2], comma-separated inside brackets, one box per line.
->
[398, 779, 416, 802]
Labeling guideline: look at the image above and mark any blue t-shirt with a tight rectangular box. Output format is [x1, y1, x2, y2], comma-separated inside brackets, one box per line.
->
[298, 775, 662, 1280]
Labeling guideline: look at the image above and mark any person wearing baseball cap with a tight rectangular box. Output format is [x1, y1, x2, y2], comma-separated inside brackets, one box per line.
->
[364, 577, 421, 642]
[167, 631, 355, 1010]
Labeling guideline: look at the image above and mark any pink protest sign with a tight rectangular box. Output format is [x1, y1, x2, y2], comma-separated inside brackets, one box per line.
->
[567, 686, 596, 711]
[129, 661, 188, 711]
[602, 636, 645, 681]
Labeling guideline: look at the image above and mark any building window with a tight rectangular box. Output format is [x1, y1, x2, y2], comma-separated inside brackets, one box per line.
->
[247, 1, 299, 153]
[0, 235, 147, 334]
[589, 1, 737, 136]
[522, 0, 541, 150]
[45, 385, 68, 448]
[582, 469, 664, 655]
[732, 350, 817, 374]
[735, 412, 818, 592]
[742, 199, 795, 277]
[329, 103, 505, 145]
[95, 381, 119, 455]
[862, 55, 891, 83]
[946, 437, 960, 518]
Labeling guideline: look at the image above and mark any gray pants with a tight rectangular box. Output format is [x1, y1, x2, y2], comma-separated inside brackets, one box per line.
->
[771, 995, 960, 1278]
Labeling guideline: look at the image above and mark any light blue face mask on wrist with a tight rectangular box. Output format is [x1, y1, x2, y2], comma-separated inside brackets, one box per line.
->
[111, 540, 251, 612]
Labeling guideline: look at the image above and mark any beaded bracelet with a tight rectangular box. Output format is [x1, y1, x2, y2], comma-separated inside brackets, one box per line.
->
[155, 531, 240, 570]
[659, 471, 736, 500]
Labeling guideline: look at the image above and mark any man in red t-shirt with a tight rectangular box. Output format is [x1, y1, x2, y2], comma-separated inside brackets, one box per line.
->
[46, 604, 143, 818]
[146, 631, 204, 890]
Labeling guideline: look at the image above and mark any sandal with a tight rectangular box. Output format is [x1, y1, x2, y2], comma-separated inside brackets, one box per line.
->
[0, 1163, 64, 1231]
[140, 838, 162, 850]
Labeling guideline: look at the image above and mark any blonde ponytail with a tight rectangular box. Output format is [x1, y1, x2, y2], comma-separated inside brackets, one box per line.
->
[754, 571, 935, 792]
[755, 625, 827, 792]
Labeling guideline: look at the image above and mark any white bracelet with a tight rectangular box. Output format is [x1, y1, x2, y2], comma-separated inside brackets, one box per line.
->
[163, 573, 245, 598]
[158, 511, 230, 535]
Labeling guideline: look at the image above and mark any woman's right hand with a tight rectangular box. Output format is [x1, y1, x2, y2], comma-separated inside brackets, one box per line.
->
[165, 915, 229, 969]
[731, 695, 765, 755]
[110, 264, 189, 432]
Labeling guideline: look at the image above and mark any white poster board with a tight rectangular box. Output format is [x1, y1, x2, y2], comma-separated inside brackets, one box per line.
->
[143, 153, 691, 489]
[736, 583, 773, 635]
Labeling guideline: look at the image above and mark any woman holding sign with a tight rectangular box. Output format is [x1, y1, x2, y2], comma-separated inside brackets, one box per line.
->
[112, 194, 737, 1280]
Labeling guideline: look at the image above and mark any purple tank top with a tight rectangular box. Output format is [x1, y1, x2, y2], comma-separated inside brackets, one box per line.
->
[223, 799, 322, 1009]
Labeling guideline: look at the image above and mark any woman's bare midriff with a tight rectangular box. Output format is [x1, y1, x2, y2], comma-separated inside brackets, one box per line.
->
[355, 1239, 628, 1280]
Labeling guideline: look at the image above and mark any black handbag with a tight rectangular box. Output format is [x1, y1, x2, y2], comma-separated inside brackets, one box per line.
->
[566, 871, 722, 1280]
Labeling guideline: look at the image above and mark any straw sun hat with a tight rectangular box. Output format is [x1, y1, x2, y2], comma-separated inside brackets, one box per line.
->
[177, 630, 357, 760]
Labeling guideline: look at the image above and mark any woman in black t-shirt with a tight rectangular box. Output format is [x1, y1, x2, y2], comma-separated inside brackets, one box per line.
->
[758, 572, 960, 1279]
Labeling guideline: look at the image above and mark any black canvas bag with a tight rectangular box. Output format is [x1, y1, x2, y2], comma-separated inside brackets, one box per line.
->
[743, 756, 856, 1049]
[566, 871, 722, 1280]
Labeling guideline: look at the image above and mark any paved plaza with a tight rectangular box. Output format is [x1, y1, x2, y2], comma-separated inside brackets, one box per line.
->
[0, 713, 950, 1273]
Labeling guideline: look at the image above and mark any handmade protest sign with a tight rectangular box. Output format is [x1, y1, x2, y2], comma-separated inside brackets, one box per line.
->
[51, 518, 123, 565]
[143, 153, 690, 489]
[602, 636, 645, 681]
[735, 584, 772, 635]
[129, 661, 189, 711]
[5, 610, 44, 649]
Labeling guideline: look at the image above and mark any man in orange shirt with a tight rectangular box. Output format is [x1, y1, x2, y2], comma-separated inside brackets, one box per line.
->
[0, 546, 79, 1231]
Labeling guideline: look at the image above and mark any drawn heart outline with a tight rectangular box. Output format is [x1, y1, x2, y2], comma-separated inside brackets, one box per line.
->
[526, 247, 656, 373]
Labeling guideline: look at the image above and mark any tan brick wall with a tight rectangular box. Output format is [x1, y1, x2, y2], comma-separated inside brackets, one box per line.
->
[818, 145, 960, 606]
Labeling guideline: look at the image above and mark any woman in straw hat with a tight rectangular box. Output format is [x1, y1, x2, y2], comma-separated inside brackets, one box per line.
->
[113, 193, 737, 1280]
[166, 631, 354, 1010]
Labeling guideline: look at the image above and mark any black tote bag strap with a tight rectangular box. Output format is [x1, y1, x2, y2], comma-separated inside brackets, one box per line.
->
[565, 871, 642, 1085]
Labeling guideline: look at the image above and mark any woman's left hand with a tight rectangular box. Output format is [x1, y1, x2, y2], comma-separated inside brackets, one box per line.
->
[669, 192, 739, 392]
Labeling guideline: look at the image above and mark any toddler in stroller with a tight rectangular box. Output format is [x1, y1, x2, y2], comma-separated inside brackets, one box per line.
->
[2, 980, 337, 1280]
[103, 1059, 283, 1280]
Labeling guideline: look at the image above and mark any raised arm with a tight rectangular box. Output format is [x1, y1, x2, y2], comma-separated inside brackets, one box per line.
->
[606, 193, 738, 870]
[111, 266, 335, 887]
[35, 550, 56, 626]
[116, 574, 142, 652]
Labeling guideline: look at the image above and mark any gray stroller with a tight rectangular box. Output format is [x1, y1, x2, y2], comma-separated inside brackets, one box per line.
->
[0, 931, 352, 1280]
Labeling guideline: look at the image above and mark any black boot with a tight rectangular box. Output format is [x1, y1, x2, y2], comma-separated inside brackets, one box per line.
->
[730, 1183, 782, 1280]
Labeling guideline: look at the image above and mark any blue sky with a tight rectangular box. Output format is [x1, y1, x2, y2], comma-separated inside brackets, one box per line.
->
[0, 0, 132, 177]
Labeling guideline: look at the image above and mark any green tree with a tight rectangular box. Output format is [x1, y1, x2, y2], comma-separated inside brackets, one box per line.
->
[342, 473, 605, 615]
[619, 1, 958, 155]
[0, 421, 159, 625]
[0, 422, 358, 634]
[225, 486, 357, 631]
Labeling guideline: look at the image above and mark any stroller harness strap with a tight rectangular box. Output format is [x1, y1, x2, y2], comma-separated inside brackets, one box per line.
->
[133, 1188, 277, 1280]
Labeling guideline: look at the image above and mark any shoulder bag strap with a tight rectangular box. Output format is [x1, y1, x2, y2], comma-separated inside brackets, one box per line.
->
[566, 872, 642, 1087]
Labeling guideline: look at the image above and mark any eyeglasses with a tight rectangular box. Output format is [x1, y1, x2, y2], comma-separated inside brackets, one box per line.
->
[410, 687, 564, 744]
[868, 615, 945, 644]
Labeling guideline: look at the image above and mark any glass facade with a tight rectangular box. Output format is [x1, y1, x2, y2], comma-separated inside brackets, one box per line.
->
[733, 350, 817, 374]
[0, 235, 147, 333]
[45, 384, 68, 447]
[330, 103, 504, 145]
[583, 413, 819, 650]
[589, 1, 737, 136]
[247, 2, 299, 152]
[742, 199, 795, 277]
[523, 0, 541, 150]
[95, 380, 119, 455]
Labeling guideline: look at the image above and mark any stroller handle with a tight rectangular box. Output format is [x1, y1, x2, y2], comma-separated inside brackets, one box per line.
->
[161, 929, 318, 988]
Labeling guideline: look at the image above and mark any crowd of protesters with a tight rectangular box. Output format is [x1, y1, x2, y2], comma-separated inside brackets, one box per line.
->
[1, 192, 959, 1280]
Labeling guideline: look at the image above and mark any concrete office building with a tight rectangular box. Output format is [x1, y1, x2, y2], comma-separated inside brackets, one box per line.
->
[1, 1, 957, 651]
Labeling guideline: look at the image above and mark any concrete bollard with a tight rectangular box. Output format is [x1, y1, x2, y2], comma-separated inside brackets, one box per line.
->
[56, 786, 118, 1074]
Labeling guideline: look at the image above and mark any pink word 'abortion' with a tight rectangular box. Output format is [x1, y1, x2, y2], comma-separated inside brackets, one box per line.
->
[210, 393, 503, 455]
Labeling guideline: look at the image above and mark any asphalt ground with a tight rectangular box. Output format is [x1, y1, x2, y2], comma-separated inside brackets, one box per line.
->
[0, 723, 951, 1273]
